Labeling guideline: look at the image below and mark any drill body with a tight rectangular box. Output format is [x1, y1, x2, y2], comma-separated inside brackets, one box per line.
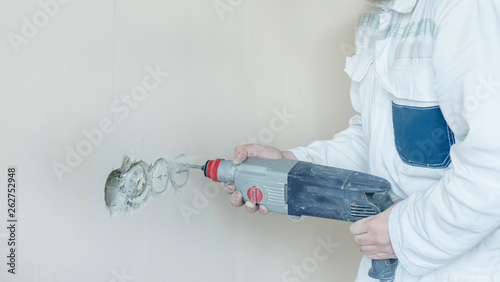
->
[203, 158, 397, 282]
[204, 158, 393, 220]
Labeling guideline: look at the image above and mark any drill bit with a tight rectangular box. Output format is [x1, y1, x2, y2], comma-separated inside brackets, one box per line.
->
[180, 163, 205, 170]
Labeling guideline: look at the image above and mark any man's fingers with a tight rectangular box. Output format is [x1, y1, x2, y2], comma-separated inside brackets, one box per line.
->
[350, 218, 369, 235]
[354, 233, 374, 246]
[234, 144, 264, 165]
[350, 205, 397, 260]
[245, 201, 258, 213]
[234, 144, 280, 165]
[233, 146, 249, 165]
[230, 191, 245, 207]
[366, 252, 397, 260]
[229, 191, 269, 214]
[258, 205, 269, 215]
[360, 244, 396, 259]
[366, 252, 385, 260]
[359, 245, 378, 255]
[224, 183, 235, 194]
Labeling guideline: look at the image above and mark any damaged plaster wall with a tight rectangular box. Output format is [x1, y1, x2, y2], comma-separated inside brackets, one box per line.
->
[0, 0, 367, 281]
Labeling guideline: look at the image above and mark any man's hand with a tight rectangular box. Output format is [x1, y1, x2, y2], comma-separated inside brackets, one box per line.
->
[224, 144, 296, 215]
[350, 203, 398, 260]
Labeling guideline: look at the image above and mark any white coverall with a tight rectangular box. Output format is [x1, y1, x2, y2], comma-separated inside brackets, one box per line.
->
[289, 0, 500, 281]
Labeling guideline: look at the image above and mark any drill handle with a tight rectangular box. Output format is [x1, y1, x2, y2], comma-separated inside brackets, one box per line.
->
[285, 161, 398, 282]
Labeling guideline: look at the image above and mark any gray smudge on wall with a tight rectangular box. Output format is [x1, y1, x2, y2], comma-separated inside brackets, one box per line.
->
[104, 156, 190, 216]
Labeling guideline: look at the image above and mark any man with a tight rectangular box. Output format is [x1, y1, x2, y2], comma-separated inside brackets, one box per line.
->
[225, 0, 500, 281]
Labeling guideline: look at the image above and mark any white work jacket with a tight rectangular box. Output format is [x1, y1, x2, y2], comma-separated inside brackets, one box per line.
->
[290, 0, 500, 281]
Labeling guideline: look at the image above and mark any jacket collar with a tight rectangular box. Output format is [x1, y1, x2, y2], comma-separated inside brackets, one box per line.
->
[390, 0, 418, 13]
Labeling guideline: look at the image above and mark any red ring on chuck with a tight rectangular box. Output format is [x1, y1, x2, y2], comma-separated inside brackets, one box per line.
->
[206, 159, 223, 182]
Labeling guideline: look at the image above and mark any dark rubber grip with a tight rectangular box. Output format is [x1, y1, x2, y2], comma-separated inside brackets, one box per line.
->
[286, 161, 397, 282]
[370, 259, 398, 282]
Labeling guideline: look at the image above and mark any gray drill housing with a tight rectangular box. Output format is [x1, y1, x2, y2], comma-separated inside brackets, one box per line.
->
[216, 158, 297, 214]
[215, 158, 394, 221]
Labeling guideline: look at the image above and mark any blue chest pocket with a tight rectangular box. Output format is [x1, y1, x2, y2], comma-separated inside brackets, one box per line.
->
[392, 103, 455, 168]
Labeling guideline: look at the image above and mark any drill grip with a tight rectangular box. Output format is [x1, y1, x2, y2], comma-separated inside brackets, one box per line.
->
[286, 161, 397, 282]
[205, 158, 397, 281]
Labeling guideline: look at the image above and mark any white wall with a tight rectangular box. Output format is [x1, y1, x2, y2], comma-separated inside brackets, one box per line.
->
[0, 0, 367, 281]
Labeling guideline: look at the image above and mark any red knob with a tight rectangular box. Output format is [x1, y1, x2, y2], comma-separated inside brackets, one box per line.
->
[247, 186, 263, 204]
